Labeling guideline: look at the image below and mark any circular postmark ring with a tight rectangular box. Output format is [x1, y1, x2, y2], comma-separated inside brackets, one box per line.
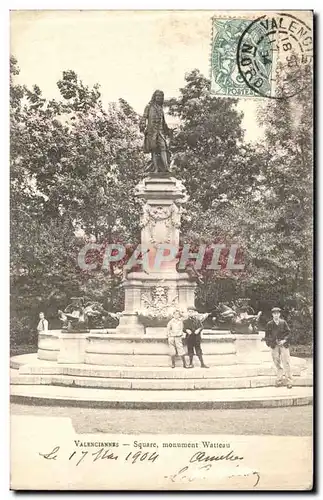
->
[236, 13, 313, 99]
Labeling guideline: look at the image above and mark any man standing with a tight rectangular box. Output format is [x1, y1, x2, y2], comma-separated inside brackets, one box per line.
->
[183, 311, 209, 368]
[265, 307, 292, 388]
[166, 310, 190, 369]
[37, 312, 48, 333]
[140, 90, 171, 173]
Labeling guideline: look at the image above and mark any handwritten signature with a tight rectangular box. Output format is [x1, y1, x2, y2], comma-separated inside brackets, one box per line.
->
[190, 450, 244, 463]
[165, 450, 260, 487]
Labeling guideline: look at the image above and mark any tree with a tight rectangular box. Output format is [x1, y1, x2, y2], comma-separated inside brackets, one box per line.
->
[255, 64, 313, 341]
[10, 57, 145, 347]
[166, 70, 270, 311]
[166, 67, 313, 342]
[10, 60, 313, 347]
[168, 69, 244, 209]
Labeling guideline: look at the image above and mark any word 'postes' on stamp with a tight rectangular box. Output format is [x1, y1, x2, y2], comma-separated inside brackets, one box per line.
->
[210, 17, 271, 98]
[237, 13, 313, 99]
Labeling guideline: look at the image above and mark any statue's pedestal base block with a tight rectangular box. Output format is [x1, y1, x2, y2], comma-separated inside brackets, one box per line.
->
[116, 271, 196, 334]
[57, 333, 87, 364]
[115, 313, 145, 335]
[114, 175, 195, 334]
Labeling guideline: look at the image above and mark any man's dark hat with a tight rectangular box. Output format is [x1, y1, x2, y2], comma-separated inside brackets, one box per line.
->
[271, 307, 281, 313]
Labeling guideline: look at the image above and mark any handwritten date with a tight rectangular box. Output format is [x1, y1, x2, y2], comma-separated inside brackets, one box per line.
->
[39, 446, 159, 466]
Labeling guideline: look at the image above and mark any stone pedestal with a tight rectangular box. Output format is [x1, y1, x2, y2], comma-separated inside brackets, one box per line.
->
[116, 175, 196, 334]
[116, 313, 145, 335]
[57, 333, 87, 364]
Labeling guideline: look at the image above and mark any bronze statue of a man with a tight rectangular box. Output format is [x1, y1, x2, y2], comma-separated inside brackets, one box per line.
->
[140, 90, 171, 173]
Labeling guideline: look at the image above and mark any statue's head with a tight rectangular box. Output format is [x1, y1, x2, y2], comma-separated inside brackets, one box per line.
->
[150, 90, 164, 106]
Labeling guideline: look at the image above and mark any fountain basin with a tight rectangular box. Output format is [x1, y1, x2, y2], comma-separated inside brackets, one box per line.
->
[37, 330, 237, 367]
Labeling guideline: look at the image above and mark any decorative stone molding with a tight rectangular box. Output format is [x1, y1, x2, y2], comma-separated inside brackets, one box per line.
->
[140, 202, 182, 245]
[140, 285, 179, 319]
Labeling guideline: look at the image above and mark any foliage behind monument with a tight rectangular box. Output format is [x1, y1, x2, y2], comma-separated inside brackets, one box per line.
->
[10, 61, 313, 348]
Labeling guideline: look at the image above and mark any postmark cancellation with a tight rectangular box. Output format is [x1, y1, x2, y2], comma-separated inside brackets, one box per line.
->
[211, 12, 313, 99]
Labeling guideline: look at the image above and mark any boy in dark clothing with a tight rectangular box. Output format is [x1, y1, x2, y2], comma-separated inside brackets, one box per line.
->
[183, 312, 209, 368]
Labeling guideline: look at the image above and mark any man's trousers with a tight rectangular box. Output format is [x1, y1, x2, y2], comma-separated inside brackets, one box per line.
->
[271, 345, 292, 384]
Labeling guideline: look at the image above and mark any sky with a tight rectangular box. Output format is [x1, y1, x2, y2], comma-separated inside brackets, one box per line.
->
[10, 10, 265, 141]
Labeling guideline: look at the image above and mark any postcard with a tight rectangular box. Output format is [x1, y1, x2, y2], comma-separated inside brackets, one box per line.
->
[10, 10, 313, 490]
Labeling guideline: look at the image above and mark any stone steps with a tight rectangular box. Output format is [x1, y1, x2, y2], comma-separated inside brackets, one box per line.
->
[11, 372, 313, 390]
[10, 353, 313, 408]
[10, 384, 313, 409]
[84, 353, 238, 366]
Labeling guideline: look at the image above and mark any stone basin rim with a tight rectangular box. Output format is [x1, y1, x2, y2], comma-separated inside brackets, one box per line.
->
[39, 330, 241, 342]
[87, 334, 237, 342]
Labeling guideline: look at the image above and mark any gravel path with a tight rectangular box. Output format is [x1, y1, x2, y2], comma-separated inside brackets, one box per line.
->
[11, 403, 312, 436]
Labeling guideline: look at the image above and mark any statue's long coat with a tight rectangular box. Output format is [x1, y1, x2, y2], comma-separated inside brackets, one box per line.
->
[141, 103, 170, 153]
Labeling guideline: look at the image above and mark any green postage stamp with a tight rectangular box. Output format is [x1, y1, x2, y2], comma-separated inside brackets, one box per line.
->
[210, 17, 273, 98]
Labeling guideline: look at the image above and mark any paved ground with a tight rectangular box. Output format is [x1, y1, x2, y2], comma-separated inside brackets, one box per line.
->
[11, 402, 312, 436]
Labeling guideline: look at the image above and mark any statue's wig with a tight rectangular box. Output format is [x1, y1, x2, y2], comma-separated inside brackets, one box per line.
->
[150, 89, 164, 105]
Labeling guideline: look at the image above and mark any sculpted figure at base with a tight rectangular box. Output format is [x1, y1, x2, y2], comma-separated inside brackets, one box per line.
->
[140, 90, 172, 173]
[58, 297, 120, 332]
[58, 297, 89, 332]
[232, 306, 262, 334]
[210, 300, 262, 334]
